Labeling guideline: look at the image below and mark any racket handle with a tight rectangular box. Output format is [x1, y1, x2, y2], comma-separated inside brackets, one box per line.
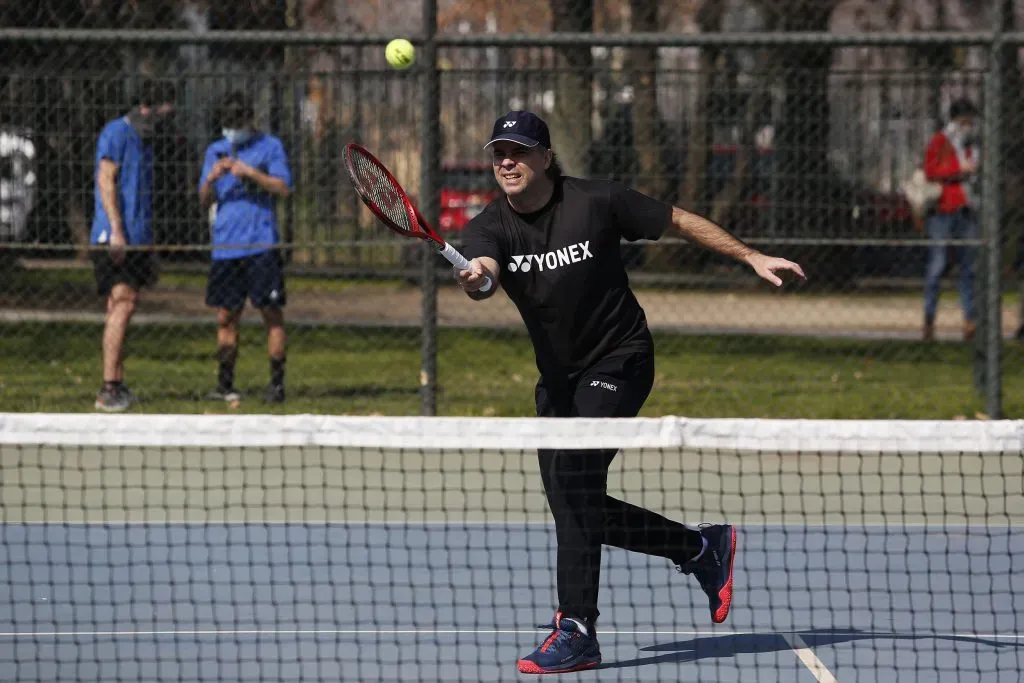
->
[438, 242, 493, 293]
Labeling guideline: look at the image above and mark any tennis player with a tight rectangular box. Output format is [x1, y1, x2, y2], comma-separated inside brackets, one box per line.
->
[456, 111, 806, 674]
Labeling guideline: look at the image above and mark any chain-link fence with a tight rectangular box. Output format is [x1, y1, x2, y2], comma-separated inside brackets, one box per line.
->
[0, 1, 1022, 418]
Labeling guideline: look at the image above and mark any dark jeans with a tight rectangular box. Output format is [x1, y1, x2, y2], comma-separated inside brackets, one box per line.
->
[535, 351, 703, 623]
[924, 209, 976, 323]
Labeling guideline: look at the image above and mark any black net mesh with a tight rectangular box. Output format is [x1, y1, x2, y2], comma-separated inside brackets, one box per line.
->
[0, 413, 1021, 681]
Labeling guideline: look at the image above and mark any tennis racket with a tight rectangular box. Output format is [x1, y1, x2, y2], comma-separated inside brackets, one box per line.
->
[344, 143, 493, 292]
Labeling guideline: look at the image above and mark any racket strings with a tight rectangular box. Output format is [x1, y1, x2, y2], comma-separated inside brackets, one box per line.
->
[349, 152, 415, 233]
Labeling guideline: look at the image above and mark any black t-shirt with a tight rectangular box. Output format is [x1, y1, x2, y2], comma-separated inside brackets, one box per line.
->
[461, 176, 673, 378]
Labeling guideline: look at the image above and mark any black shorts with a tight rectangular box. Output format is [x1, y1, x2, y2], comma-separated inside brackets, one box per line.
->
[206, 250, 286, 311]
[91, 251, 159, 296]
[535, 351, 654, 419]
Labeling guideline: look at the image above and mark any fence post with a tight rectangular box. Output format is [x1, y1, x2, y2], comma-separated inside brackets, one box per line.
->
[420, 0, 440, 416]
[980, 11, 1004, 418]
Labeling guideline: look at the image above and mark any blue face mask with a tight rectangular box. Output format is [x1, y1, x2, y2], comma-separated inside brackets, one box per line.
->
[223, 128, 253, 146]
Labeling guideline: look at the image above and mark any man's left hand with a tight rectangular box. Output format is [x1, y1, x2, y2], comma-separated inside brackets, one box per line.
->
[745, 253, 806, 287]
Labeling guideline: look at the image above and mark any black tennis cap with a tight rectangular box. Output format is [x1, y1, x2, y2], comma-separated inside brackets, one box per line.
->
[484, 111, 551, 149]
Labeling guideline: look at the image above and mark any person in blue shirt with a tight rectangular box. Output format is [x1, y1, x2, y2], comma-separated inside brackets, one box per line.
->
[198, 92, 293, 404]
[91, 80, 177, 412]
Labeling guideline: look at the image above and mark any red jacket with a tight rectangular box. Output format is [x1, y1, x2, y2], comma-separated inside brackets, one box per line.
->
[924, 131, 975, 214]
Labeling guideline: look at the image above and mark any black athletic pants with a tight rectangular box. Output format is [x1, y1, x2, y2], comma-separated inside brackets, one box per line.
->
[535, 351, 704, 624]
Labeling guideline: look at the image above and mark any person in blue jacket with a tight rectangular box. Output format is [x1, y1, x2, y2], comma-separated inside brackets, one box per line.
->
[198, 92, 293, 404]
[91, 80, 176, 412]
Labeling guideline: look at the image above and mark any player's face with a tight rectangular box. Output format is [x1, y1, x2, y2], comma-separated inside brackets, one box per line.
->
[490, 142, 550, 196]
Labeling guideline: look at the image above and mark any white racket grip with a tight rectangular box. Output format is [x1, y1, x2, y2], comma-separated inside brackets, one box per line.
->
[439, 242, 493, 293]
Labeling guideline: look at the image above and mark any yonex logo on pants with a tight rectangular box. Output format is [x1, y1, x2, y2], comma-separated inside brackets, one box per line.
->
[508, 241, 593, 273]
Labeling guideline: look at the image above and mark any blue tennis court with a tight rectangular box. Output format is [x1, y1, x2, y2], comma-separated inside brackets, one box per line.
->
[1, 523, 1020, 682]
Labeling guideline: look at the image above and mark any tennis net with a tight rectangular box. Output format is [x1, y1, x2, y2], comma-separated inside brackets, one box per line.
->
[0, 414, 1021, 682]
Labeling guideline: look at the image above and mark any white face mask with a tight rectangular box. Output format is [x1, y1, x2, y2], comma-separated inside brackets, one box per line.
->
[223, 128, 253, 146]
[948, 120, 976, 145]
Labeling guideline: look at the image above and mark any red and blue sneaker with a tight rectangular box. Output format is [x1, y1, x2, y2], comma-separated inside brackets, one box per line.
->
[677, 524, 737, 624]
[517, 612, 601, 674]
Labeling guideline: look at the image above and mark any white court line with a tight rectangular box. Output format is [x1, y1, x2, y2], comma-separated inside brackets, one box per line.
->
[783, 633, 840, 683]
[0, 628, 1021, 639]
[11, 520, 1020, 529]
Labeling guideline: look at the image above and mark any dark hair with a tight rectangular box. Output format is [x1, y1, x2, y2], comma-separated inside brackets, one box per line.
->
[218, 91, 255, 129]
[137, 79, 176, 108]
[545, 150, 563, 181]
[949, 98, 979, 120]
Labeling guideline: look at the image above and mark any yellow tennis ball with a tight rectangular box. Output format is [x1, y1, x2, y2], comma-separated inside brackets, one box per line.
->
[385, 39, 415, 70]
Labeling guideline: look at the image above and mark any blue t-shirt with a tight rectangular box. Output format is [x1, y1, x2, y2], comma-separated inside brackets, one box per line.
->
[90, 118, 154, 246]
[199, 133, 292, 260]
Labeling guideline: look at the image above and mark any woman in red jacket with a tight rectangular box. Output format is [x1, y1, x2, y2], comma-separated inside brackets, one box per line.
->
[922, 98, 980, 341]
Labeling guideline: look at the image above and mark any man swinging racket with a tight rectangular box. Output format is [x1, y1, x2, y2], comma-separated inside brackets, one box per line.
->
[455, 111, 806, 674]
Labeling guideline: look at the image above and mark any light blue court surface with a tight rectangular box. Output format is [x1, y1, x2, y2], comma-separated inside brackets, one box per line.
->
[0, 524, 1020, 682]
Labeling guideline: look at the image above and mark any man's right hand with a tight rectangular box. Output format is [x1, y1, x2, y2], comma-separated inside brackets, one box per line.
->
[109, 229, 127, 265]
[962, 158, 980, 175]
[208, 157, 233, 182]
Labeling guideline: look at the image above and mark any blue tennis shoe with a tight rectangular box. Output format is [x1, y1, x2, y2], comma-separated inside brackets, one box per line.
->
[517, 612, 601, 674]
[677, 524, 737, 624]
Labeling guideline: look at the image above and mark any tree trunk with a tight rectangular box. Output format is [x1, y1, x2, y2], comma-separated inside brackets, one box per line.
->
[708, 53, 778, 226]
[998, 0, 1024, 274]
[628, 0, 663, 199]
[754, 0, 838, 227]
[680, 1, 726, 213]
[1001, 0, 1023, 175]
[549, 0, 594, 177]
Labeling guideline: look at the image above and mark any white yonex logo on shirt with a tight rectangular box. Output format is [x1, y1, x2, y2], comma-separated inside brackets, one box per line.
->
[503, 121, 517, 128]
[507, 241, 593, 273]
[589, 380, 618, 392]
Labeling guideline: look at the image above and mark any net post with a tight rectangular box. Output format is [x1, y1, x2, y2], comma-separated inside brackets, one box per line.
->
[979, 8, 1004, 418]
[419, 0, 440, 416]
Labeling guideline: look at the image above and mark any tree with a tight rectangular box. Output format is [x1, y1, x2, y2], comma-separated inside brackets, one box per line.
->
[998, 0, 1024, 277]
[759, 0, 839, 192]
[749, 0, 840, 236]
[627, 0, 666, 200]
[549, 0, 594, 177]
[680, 1, 726, 213]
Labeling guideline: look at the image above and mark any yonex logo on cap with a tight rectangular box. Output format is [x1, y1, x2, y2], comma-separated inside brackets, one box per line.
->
[502, 121, 517, 128]
[507, 241, 593, 273]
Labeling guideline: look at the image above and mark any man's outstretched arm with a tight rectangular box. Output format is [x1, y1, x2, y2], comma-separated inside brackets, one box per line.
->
[670, 207, 806, 287]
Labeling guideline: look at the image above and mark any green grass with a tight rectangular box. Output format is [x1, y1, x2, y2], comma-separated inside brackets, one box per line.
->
[2, 322, 1022, 418]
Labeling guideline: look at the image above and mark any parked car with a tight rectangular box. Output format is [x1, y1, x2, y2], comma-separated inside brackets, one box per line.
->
[586, 98, 918, 286]
[438, 162, 499, 234]
[709, 145, 917, 285]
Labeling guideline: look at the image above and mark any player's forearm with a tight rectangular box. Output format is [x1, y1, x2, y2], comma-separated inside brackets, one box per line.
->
[98, 176, 123, 236]
[199, 180, 216, 210]
[671, 207, 758, 264]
